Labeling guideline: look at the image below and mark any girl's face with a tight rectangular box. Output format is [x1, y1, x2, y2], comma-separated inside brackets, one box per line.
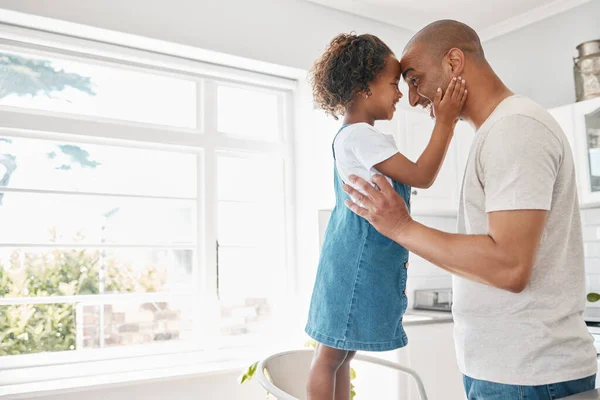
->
[366, 55, 403, 120]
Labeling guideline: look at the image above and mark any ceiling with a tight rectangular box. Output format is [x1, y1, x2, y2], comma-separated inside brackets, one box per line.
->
[305, 0, 591, 41]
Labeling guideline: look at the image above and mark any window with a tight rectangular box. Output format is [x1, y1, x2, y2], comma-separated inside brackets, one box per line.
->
[0, 48, 197, 128]
[0, 27, 296, 385]
[216, 153, 287, 346]
[217, 84, 281, 141]
[0, 136, 198, 357]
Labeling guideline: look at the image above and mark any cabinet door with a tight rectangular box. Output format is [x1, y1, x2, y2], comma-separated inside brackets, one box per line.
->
[403, 111, 458, 215]
[403, 323, 465, 400]
[573, 97, 600, 205]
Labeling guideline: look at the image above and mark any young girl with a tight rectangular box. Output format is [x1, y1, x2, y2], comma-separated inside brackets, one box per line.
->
[305, 33, 466, 399]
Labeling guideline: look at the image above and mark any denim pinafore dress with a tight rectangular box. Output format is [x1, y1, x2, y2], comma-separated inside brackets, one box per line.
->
[305, 124, 411, 351]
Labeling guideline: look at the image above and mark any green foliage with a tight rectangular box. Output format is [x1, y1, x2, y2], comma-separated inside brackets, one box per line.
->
[588, 292, 600, 302]
[0, 246, 165, 356]
[0, 303, 76, 356]
[238, 361, 258, 385]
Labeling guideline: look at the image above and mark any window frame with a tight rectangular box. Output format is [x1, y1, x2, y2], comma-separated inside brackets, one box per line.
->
[0, 21, 299, 391]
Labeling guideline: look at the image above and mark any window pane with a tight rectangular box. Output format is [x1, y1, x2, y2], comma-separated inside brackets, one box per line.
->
[0, 247, 194, 298]
[218, 247, 270, 299]
[0, 303, 77, 355]
[216, 152, 287, 342]
[0, 298, 194, 356]
[78, 299, 194, 350]
[0, 136, 197, 197]
[219, 297, 275, 340]
[217, 154, 284, 202]
[218, 242, 285, 339]
[217, 85, 280, 141]
[0, 192, 195, 245]
[217, 246, 284, 342]
[218, 202, 282, 247]
[0, 50, 197, 128]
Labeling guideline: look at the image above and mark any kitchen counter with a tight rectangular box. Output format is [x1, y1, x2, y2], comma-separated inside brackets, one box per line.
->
[403, 309, 453, 326]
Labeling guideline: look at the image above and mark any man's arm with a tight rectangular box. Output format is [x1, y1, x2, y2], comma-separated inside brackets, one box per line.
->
[398, 208, 546, 293]
[343, 116, 560, 293]
[342, 174, 547, 293]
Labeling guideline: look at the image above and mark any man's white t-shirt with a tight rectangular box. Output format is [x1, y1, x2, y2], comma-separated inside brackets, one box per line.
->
[333, 123, 398, 188]
[454, 95, 597, 385]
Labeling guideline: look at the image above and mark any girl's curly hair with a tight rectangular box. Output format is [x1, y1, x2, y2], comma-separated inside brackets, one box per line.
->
[309, 33, 394, 119]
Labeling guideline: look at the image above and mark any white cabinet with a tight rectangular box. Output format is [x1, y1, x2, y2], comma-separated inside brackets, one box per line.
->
[354, 322, 464, 400]
[573, 97, 600, 205]
[549, 97, 600, 206]
[395, 110, 474, 216]
[395, 322, 464, 400]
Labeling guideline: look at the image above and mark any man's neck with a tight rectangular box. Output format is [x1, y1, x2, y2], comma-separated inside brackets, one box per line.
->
[461, 67, 514, 131]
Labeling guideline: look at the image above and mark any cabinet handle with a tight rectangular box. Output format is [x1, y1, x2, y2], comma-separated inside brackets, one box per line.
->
[412, 190, 418, 196]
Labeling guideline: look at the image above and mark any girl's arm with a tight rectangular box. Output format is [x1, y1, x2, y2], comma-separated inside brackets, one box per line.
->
[375, 77, 466, 188]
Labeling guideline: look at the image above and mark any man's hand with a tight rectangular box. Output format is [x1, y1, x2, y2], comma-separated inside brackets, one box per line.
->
[342, 174, 413, 239]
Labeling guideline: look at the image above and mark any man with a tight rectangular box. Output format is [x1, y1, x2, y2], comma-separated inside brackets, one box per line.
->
[343, 20, 597, 399]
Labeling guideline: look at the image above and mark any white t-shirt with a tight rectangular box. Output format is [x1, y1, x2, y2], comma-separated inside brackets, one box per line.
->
[333, 123, 399, 189]
[454, 95, 597, 385]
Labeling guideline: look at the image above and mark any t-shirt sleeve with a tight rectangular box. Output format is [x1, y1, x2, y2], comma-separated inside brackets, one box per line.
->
[479, 115, 562, 213]
[346, 124, 398, 170]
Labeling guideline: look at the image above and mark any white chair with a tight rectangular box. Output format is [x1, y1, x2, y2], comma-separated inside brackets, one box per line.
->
[255, 349, 428, 400]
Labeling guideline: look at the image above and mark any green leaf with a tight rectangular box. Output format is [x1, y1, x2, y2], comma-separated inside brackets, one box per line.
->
[238, 362, 259, 384]
[249, 361, 258, 375]
[350, 367, 357, 380]
[588, 292, 600, 302]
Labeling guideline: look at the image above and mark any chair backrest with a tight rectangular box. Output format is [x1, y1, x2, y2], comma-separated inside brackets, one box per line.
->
[256, 349, 314, 400]
[255, 349, 428, 400]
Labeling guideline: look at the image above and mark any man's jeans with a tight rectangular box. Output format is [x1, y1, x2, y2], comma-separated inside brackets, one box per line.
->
[463, 374, 597, 399]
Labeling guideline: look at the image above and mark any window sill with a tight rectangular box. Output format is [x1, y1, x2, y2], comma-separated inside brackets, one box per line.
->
[1, 355, 254, 399]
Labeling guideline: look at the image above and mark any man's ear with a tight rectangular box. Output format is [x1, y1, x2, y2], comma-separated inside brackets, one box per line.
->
[446, 48, 465, 76]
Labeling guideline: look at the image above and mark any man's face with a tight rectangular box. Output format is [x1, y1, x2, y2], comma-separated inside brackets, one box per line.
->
[400, 43, 451, 117]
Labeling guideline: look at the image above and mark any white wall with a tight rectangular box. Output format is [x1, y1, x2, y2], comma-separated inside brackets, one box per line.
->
[484, 0, 600, 109]
[0, 0, 414, 71]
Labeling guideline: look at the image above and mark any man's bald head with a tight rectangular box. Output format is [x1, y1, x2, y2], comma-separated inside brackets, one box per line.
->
[404, 20, 485, 63]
